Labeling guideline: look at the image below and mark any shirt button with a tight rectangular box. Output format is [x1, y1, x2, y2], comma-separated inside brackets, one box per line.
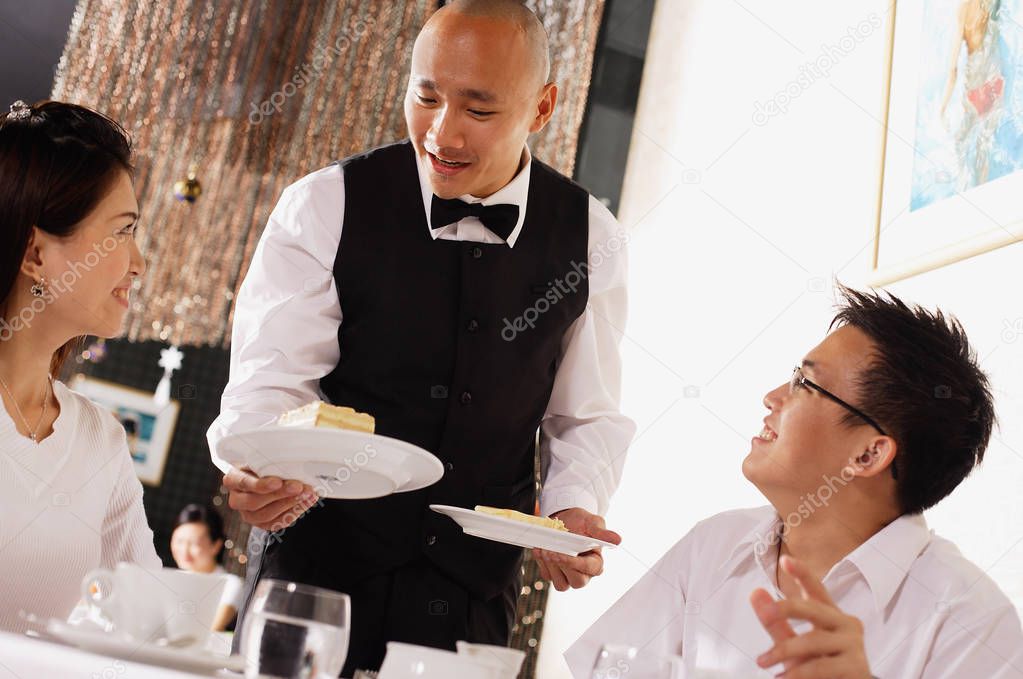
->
[426, 535, 437, 546]
[460, 391, 472, 405]
[467, 319, 479, 332]
[471, 246, 483, 259]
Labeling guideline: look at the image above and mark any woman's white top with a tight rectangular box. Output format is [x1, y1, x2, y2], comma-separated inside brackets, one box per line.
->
[213, 565, 244, 610]
[0, 379, 161, 633]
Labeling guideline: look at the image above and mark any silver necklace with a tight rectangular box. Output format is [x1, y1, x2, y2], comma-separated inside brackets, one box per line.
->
[0, 373, 52, 443]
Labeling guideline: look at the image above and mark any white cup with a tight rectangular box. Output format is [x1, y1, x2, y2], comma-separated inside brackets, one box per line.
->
[379, 642, 505, 679]
[81, 563, 226, 646]
[456, 641, 526, 678]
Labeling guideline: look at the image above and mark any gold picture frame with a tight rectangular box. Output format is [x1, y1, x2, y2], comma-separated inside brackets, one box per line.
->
[870, 0, 1023, 286]
[69, 374, 180, 486]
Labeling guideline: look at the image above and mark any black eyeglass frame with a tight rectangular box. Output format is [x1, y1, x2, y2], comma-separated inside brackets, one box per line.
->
[791, 366, 898, 480]
[791, 366, 887, 436]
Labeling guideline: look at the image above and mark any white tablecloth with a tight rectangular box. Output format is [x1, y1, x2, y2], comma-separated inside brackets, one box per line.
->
[0, 632, 242, 679]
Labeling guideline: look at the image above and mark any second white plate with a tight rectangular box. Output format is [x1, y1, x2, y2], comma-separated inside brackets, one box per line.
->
[430, 505, 618, 556]
[45, 620, 246, 673]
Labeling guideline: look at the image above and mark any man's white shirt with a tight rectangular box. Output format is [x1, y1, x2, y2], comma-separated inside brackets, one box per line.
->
[566, 506, 1023, 678]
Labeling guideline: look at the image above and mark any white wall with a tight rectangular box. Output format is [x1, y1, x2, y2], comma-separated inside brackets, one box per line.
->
[538, 0, 1023, 675]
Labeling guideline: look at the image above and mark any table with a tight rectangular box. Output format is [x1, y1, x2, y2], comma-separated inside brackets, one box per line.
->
[0, 631, 242, 679]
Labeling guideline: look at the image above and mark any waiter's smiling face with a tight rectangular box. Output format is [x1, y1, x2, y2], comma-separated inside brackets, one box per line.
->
[405, 5, 557, 199]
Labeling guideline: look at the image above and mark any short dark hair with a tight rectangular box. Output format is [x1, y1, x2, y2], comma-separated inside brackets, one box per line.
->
[0, 100, 134, 375]
[174, 504, 227, 560]
[831, 284, 995, 515]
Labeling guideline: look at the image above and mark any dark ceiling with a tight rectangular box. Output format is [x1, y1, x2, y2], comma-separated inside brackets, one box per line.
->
[0, 0, 78, 106]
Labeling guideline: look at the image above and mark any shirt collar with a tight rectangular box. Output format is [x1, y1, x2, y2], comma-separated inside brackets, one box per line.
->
[841, 512, 932, 612]
[721, 511, 785, 584]
[719, 510, 933, 612]
[416, 145, 532, 248]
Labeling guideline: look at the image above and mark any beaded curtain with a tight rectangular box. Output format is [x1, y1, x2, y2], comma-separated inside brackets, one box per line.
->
[51, 0, 605, 349]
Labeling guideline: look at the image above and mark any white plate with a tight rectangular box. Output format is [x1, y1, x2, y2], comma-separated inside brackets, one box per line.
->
[45, 620, 245, 673]
[429, 505, 618, 556]
[218, 426, 444, 499]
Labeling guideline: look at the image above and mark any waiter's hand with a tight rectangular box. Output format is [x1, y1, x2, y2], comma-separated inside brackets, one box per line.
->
[750, 555, 872, 678]
[224, 467, 320, 532]
[531, 508, 621, 592]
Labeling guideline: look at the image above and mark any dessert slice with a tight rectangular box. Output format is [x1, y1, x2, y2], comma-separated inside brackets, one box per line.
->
[278, 400, 375, 433]
[474, 505, 567, 532]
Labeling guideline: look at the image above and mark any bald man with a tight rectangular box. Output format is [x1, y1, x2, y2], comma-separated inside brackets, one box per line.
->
[208, 1, 636, 673]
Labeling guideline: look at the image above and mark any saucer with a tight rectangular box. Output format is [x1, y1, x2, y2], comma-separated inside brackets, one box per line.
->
[45, 620, 246, 673]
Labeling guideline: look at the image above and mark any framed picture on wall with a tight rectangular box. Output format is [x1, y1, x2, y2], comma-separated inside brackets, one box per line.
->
[872, 0, 1023, 285]
[69, 374, 180, 486]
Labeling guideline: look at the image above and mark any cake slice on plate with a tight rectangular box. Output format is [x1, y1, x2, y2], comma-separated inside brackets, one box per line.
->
[473, 505, 567, 532]
[277, 400, 375, 433]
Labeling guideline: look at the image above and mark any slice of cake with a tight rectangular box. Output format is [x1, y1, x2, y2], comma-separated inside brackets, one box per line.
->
[474, 505, 567, 532]
[278, 400, 375, 433]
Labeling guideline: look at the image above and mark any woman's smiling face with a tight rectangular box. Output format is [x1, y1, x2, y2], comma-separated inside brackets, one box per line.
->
[28, 169, 146, 339]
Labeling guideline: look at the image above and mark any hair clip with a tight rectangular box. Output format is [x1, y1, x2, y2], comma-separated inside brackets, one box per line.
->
[8, 100, 32, 121]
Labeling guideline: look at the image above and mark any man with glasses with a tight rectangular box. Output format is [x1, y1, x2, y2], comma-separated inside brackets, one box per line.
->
[566, 286, 1023, 678]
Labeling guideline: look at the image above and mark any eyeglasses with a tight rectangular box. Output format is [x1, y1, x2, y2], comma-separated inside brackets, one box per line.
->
[790, 366, 887, 436]
[789, 367, 896, 480]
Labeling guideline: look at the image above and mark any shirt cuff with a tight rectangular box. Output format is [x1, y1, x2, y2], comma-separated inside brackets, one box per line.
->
[539, 486, 601, 518]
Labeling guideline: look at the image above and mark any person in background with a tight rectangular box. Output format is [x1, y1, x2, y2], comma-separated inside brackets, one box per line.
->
[0, 99, 160, 634]
[170, 503, 243, 631]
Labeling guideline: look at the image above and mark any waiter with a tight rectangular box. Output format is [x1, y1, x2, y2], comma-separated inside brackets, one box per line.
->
[207, 0, 636, 674]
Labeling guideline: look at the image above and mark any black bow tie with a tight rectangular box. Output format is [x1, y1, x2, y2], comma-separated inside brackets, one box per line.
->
[431, 196, 520, 241]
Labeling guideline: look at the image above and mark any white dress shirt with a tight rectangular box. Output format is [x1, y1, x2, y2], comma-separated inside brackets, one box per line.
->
[207, 146, 636, 518]
[566, 506, 1023, 678]
[0, 379, 161, 634]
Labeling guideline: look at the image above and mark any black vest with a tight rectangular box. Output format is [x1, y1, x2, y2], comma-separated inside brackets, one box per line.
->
[262, 140, 589, 600]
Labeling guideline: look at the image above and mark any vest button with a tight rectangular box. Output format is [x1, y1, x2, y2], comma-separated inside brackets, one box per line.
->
[467, 319, 479, 332]
[426, 535, 437, 546]
[471, 246, 483, 259]
[460, 391, 472, 405]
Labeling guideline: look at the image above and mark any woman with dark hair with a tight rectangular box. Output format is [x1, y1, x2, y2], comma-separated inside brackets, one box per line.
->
[0, 100, 160, 633]
[170, 504, 244, 631]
